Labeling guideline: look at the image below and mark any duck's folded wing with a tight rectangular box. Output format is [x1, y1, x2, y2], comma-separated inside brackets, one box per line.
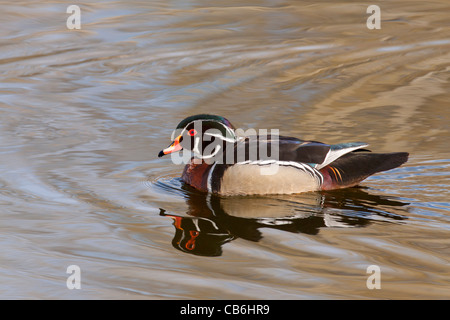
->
[277, 138, 369, 168]
[232, 136, 369, 168]
[278, 138, 332, 164]
[315, 142, 369, 169]
[319, 151, 409, 190]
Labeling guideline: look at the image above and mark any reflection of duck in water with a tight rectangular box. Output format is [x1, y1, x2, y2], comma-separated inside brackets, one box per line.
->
[160, 186, 408, 256]
[157, 114, 409, 255]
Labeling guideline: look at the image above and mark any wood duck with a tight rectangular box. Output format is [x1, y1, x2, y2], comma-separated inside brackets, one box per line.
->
[158, 114, 409, 196]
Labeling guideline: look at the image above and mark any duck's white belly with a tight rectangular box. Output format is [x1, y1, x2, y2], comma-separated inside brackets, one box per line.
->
[218, 162, 322, 196]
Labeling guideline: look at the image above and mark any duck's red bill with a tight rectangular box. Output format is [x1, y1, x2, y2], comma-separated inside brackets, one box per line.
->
[158, 135, 182, 157]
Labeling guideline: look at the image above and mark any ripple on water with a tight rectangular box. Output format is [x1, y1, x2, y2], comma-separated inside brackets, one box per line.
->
[1, 0, 450, 299]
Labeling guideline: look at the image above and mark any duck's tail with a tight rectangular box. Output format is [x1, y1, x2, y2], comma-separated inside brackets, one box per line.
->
[319, 152, 409, 190]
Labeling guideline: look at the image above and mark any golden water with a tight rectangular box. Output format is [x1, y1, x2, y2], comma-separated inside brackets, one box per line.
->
[0, 0, 449, 299]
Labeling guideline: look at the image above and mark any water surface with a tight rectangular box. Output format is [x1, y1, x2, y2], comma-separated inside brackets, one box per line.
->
[0, 0, 449, 299]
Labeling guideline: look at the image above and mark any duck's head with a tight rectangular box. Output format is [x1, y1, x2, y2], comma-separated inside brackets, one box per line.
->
[158, 114, 237, 159]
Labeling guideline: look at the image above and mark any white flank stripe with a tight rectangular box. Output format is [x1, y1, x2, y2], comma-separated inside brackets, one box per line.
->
[235, 160, 323, 185]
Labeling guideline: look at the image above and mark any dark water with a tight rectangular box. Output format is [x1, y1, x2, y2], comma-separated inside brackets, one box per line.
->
[0, 1, 449, 299]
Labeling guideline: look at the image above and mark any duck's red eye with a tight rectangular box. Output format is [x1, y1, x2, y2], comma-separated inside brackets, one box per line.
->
[188, 129, 197, 136]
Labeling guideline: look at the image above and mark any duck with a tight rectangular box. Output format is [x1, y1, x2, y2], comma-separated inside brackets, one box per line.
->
[158, 114, 409, 196]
